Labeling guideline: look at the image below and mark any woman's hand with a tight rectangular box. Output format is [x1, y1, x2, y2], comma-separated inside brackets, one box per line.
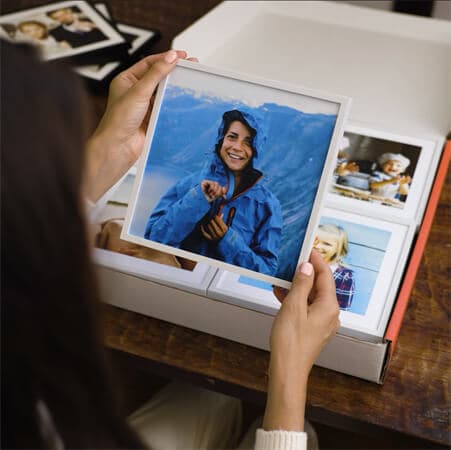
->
[200, 180, 226, 202]
[200, 214, 228, 241]
[263, 250, 340, 431]
[84, 50, 189, 202]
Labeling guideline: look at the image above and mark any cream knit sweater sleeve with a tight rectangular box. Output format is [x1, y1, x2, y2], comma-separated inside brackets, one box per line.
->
[254, 429, 307, 450]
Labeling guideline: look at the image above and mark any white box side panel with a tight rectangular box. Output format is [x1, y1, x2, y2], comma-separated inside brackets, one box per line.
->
[97, 266, 387, 383]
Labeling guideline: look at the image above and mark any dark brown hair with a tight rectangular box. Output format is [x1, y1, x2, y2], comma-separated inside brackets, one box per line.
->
[1, 40, 144, 449]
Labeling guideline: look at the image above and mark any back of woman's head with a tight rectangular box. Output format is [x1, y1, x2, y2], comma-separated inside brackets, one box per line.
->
[1, 41, 144, 449]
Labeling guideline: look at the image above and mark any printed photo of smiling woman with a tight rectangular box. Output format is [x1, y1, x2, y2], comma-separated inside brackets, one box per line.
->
[144, 108, 283, 276]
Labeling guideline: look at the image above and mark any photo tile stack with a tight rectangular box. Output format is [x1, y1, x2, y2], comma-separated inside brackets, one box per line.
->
[87, 59, 443, 344]
[0, 1, 160, 90]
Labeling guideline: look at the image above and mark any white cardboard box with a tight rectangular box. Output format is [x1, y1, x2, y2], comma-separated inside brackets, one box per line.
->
[96, 1, 450, 383]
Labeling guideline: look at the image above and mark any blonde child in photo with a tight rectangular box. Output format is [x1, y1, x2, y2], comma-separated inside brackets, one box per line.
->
[314, 224, 355, 311]
[369, 152, 411, 201]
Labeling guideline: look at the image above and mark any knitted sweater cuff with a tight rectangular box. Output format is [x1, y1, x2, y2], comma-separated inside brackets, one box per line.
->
[255, 429, 307, 450]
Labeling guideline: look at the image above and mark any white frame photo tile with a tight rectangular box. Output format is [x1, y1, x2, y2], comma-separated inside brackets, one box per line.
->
[318, 207, 415, 341]
[122, 59, 351, 289]
[76, 3, 158, 82]
[0, 1, 126, 61]
[326, 123, 440, 224]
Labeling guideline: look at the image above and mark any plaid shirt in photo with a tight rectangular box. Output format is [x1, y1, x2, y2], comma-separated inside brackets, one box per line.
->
[333, 266, 355, 311]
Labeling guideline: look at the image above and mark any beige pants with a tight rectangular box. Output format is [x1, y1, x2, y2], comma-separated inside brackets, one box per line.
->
[128, 381, 318, 450]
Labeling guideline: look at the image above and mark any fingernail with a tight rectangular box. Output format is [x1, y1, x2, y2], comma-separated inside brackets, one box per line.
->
[298, 262, 313, 276]
[164, 50, 178, 64]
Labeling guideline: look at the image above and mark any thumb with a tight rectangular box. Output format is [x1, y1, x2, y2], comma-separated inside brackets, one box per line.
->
[128, 50, 180, 105]
[283, 262, 315, 314]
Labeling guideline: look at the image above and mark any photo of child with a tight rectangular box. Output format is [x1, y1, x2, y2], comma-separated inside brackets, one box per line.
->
[315, 216, 391, 316]
[369, 153, 411, 200]
[313, 224, 355, 311]
[331, 131, 421, 209]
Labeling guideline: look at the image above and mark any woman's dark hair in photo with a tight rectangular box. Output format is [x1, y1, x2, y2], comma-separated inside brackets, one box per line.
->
[1, 41, 144, 449]
[214, 109, 257, 158]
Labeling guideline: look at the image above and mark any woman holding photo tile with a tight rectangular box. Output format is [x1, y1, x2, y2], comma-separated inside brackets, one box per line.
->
[144, 108, 283, 277]
[2, 41, 339, 450]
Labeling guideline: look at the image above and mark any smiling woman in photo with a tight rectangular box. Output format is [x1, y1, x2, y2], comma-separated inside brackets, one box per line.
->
[144, 109, 283, 276]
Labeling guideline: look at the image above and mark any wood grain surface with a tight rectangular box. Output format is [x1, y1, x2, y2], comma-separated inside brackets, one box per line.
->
[2, 0, 449, 446]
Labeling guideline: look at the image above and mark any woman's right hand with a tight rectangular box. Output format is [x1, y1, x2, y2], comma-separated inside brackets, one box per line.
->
[263, 250, 340, 431]
[200, 180, 226, 202]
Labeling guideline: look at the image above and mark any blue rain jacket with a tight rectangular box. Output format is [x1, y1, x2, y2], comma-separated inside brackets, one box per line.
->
[144, 152, 283, 276]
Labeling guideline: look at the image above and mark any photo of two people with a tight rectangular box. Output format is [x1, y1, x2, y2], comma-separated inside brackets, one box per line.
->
[0, 1, 124, 60]
[123, 62, 346, 286]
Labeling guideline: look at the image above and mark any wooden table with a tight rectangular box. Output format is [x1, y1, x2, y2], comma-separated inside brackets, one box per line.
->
[4, 0, 449, 447]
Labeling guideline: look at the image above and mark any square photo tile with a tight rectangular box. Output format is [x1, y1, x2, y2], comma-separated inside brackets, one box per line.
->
[122, 60, 350, 288]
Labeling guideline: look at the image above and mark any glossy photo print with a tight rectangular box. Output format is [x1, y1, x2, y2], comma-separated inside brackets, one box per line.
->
[123, 60, 350, 288]
[0, 1, 125, 61]
[327, 124, 438, 221]
[315, 208, 412, 338]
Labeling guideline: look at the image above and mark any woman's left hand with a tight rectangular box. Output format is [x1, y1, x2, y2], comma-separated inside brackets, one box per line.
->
[84, 50, 190, 202]
[200, 214, 228, 241]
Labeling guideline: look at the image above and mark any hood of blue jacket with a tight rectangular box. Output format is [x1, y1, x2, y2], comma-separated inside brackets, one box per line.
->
[214, 107, 267, 162]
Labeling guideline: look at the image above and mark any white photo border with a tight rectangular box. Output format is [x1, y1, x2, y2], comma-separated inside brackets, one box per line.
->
[122, 59, 351, 289]
[75, 3, 158, 81]
[208, 270, 280, 316]
[75, 23, 156, 80]
[326, 123, 439, 224]
[0, 1, 125, 61]
[92, 248, 216, 296]
[320, 207, 415, 340]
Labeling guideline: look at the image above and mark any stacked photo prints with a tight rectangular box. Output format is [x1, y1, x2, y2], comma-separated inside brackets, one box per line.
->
[0, 1, 160, 89]
[88, 60, 443, 343]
